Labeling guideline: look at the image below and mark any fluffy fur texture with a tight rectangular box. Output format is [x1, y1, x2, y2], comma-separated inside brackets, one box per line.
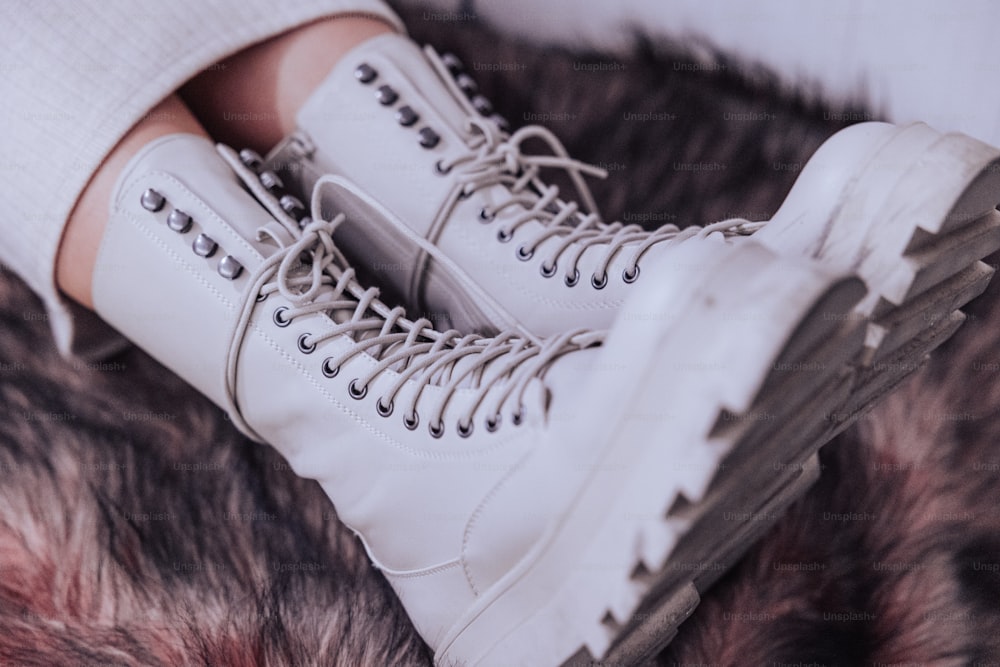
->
[1, 3, 998, 664]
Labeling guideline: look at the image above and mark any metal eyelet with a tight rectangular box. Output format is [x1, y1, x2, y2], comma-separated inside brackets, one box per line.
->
[497, 229, 513, 243]
[429, 421, 445, 439]
[564, 270, 580, 287]
[255, 291, 268, 303]
[540, 262, 557, 278]
[623, 266, 640, 284]
[403, 411, 420, 430]
[478, 207, 495, 222]
[591, 273, 608, 290]
[435, 160, 451, 175]
[516, 246, 534, 261]
[376, 398, 394, 418]
[297, 334, 315, 354]
[511, 406, 525, 426]
[272, 307, 290, 327]
[457, 420, 473, 438]
[321, 358, 340, 378]
[485, 414, 501, 432]
[348, 379, 368, 400]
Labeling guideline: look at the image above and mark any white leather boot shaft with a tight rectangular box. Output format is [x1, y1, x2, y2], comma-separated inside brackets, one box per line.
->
[90, 133, 606, 646]
[286, 33, 760, 338]
[89, 133, 863, 665]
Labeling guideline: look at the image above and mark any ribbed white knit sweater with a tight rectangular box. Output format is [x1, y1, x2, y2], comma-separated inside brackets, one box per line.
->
[0, 0, 403, 358]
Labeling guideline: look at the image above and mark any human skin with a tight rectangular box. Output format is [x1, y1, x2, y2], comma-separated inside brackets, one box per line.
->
[56, 16, 394, 309]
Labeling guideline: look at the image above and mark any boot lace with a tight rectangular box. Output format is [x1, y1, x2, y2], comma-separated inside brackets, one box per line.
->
[224, 169, 600, 441]
[427, 47, 765, 287]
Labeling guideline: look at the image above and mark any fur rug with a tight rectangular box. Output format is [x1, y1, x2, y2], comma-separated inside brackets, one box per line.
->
[1, 4, 998, 665]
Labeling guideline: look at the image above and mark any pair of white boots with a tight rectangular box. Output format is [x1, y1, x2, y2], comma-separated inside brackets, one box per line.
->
[91, 34, 1000, 666]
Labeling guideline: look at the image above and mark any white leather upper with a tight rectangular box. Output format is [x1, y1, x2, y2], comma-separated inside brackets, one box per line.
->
[90, 133, 643, 649]
[293, 33, 751, 338]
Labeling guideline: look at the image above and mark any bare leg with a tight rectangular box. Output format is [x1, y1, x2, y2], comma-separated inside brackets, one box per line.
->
[57, 95, 207, 309]
[57, 16, 395, 310]
[179, 16, 395, 153]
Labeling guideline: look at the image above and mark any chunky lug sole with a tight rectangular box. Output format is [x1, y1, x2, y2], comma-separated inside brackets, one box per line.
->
[587, 125, 1000, 666]
[436, 241, 866, 666]
[758, 122, 1000, 412]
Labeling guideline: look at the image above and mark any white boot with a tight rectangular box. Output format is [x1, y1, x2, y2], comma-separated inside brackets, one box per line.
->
[91, 133, 864, 665]
[271, 33, 1000, 376]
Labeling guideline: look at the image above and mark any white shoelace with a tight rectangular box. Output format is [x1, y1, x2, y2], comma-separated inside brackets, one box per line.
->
[427, 47, 766, 287]
[223, 181, 599, 441]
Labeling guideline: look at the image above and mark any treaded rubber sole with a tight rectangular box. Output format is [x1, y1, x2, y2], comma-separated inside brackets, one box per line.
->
[434, 241, 865, 666]
[570, 127, 1000, 666]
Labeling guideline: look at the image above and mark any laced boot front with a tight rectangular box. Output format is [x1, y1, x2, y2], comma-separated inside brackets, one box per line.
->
[269, 33, 1000, 397]
[92, 132, 870, 665]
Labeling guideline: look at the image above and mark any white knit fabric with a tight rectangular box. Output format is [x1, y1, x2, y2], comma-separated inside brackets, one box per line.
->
[0, 0, 404, 358]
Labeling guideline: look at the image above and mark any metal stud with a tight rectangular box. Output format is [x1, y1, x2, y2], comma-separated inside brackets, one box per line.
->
[375, 85, 398, 105]
[418, 127, 441, 148]
[140, 188, 165, 212]
[166, 209, 192, 233]
[456, 74, 478, 95]
[238, 149, 263, 171]
[395, 105, 419, 127]
[441, 53, 464, 74]
[489, 114, 511, 133]
[259, 170, 283, 191]
[218, 255, 243, 280]
[279, 194, 304, 218]
[472, 95, 493, 115]
[192, 234, 217, 258]
[354, 63, 377, 83]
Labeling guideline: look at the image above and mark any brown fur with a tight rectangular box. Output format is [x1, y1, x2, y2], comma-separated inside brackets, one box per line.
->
[0, 3, 997, 664]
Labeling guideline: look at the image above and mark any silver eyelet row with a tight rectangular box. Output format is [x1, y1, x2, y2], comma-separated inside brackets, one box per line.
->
[354, 62, 441, 149]
[140, 188, 243, 280]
